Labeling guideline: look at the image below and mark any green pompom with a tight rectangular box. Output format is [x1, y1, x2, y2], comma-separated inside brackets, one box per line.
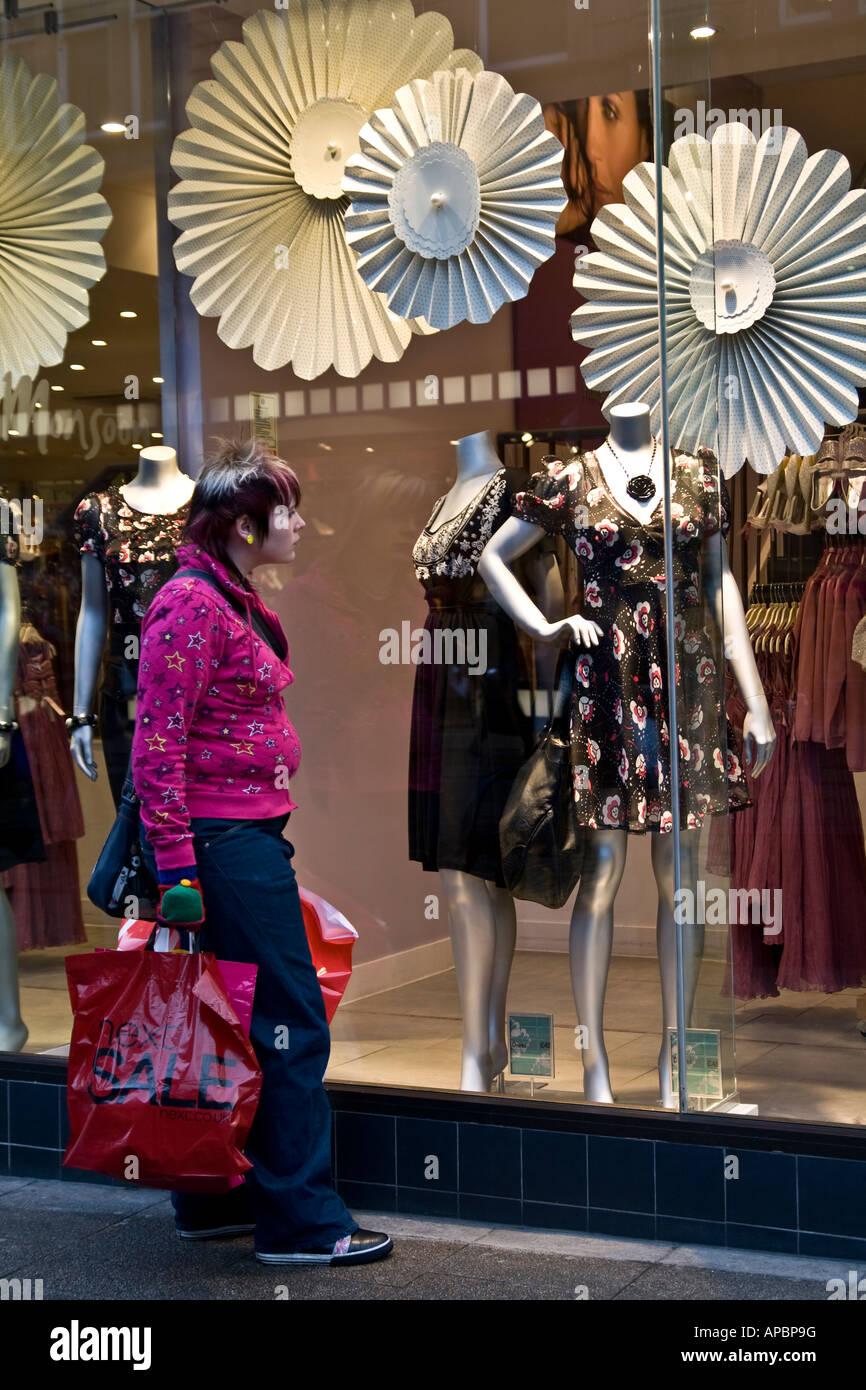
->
[160, 882, 203, 924]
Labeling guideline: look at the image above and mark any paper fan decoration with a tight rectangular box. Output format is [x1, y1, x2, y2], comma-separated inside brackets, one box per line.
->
[343, 68, 566, 329]
[0, 55, 112, 388]
[167, 2, 481, 380]
[571, 123, 866, 475]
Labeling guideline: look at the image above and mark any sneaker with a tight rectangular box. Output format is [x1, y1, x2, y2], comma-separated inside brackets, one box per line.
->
[177, 1219, 256, 1240]
[174, 1187, 255, 1240]
[255, 1229, 393, 1266]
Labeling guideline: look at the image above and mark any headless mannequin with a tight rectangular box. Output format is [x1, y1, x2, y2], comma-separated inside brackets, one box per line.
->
[0, 561, 27, 1052]
[70, 446, 194, 780]
[434, 432, 516, 1092]
[479, 404, 776, 1106]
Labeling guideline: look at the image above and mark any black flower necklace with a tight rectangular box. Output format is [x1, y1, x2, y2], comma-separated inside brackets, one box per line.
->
[603, 436, 659, 502]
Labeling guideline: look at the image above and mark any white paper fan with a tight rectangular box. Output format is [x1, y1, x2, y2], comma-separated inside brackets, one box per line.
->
[0, 55, 112, 389]
[343, 68, 566, 330]
[167, 1, 481, 380]
[571, 123, 866, 475]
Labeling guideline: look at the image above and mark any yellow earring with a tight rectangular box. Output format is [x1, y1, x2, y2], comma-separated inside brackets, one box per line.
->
[246, 533, 254, 545]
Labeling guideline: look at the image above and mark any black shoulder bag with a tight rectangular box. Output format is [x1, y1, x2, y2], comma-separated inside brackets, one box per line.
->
[498, 643, 585, 909]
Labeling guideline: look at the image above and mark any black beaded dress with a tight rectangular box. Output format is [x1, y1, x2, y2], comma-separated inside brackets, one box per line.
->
[409, 467, 535, 886]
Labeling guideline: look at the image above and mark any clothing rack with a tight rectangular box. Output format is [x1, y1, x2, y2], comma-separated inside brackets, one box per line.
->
[747, 581, 806, 608]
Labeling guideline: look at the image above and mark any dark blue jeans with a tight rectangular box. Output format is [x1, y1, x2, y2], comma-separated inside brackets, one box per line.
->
[143, 815, 357, 1252]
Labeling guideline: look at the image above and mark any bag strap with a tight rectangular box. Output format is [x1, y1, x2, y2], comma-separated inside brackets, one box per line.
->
[547, 642, 577, 741]
[174, 566, 285, 659]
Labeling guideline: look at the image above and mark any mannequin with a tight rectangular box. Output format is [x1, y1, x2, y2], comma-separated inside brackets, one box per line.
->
[71, 446, 194, 795]
[410, 430, 559, 1092]
[0, 557, 27, 1052]
[479, 404, 776, 1105]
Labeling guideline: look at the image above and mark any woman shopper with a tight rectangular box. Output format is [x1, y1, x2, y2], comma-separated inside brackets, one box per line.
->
[132, 437, 392, 1267]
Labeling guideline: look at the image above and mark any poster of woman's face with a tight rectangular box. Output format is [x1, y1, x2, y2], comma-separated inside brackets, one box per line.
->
[543, 90, 653, 239]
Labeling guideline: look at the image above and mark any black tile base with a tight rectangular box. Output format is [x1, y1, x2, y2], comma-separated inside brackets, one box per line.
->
[4, 1064, 866, 1259]
[397, 1186, 460, 1219]
[9, 1145, 61, 1180]
[726, 1223, 798, 1255]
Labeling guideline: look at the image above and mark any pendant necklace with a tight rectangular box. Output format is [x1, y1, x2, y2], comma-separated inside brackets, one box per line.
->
[604, 436, 659, 503]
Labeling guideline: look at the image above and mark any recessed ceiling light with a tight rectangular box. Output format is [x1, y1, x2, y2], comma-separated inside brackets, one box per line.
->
[8, 428, 19, 436]
[69, 363, 85, 371]
[132, 442, 143, 450]
[521, 431, 534, 444]
[34, 402, 42, 408]
[365, 446, 374, 453]
[50, 384, 63, 392]
[318, 442, 332, 451]
[91, 339, 107, 347]
[151, 432, 163, 439]
[690, 24, 716, 38]
[120, 310, 137, 318]
[152, 376, 164, 384]
[101, 121, 126, 133]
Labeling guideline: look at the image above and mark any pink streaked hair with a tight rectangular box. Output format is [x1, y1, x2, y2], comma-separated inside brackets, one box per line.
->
[184, 437, 301, 580]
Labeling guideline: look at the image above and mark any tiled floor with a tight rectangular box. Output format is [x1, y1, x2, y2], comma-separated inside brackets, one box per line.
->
[13, 940, 866, 1126]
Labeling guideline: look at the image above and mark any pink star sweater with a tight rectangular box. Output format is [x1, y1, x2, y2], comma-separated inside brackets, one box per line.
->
[131, 544, 301, 875]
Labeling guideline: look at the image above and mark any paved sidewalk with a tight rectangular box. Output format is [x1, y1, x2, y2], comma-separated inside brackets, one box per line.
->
[0, 1176, 853, 1300]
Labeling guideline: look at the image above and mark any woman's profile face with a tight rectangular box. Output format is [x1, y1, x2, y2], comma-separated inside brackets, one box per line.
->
[585, 91, 651, 213]
[256, 500, 305, 566]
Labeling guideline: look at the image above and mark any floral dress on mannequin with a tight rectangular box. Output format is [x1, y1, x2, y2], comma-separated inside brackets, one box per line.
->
[512, 448, 749, 831]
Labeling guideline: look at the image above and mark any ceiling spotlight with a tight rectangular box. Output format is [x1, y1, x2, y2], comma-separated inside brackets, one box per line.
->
[120, 310, 137, 318]
[69, 363, 85, 371]
[152, 376, 164, 384]
[91, 339, 107, 347]
[101, 121, 126, 133]
[690, 24, 716, 38]
[8, 429, 19, 436]
[132, 442, 143, 450]
[317, 442, 332, 451]
[365, 446, 374, 453]
[151, 432, 163, 439]
[521, 431, 534, 444]
[50, 384, 63, 392]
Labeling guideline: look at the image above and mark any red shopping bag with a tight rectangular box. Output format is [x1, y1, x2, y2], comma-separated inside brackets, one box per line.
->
[63, 946, 262, 1191]
[298, 887, 358, 1023]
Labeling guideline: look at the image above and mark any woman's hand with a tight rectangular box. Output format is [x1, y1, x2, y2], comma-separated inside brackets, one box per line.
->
[542, 614, 605, 648]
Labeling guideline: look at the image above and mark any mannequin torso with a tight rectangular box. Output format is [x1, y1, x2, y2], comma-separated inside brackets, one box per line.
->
[119, 446, 195, 514]
[593, 403, 672, 523]
[429, 430, 502, 527]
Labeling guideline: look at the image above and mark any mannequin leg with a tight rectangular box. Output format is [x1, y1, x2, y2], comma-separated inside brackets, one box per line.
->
[0, 887, 27, 1053]
[440, 869, 515, 1093]
[569, 831, 628, 1104]
[651, 829, 704, 1108]
[484, 880, 517, 1078]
